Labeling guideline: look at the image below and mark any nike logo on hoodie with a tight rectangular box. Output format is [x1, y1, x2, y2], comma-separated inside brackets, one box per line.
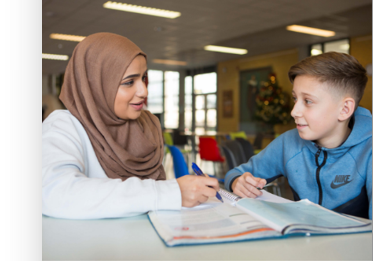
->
[331, 175, 352, 189]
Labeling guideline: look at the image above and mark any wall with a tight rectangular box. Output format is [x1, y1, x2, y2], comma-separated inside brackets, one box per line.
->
[217, 48, 299, 132]
[217, 35, 373, 133]
[350, 34, 372, 112]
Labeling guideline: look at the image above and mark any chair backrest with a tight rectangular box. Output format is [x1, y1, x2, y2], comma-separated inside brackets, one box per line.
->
[166, 145, 189, 178]
[198, 136, 225, 162]
[253, 133, 263, 150]
[172, 129, 188, 146]
[221, 146, 237, 170]
[221, 140, 246, 166]
[229, 131, 247, 140]
[235, 138, 254, 162]
[163, 132, 174, 146]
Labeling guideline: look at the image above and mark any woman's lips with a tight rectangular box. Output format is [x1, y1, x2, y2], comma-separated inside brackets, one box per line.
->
[130, 101, 144, 110]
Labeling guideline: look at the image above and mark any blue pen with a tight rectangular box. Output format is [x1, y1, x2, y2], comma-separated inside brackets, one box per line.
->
[191, 162, 224, 203]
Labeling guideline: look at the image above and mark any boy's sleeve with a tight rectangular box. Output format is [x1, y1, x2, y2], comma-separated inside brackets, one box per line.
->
[224, 134, 289, 192]
[366, 154, 372, 220]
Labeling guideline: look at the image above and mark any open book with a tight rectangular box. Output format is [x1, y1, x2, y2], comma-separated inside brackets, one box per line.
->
[148, 190, 372, 247]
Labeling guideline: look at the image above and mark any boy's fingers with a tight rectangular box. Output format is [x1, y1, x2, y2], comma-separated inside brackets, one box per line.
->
[245, 175, 265, 188]
[237, 186, 257, 198]
[234, 187, 248, 198]
[235, 181, 256, 198]
[240, 180, 262, 197]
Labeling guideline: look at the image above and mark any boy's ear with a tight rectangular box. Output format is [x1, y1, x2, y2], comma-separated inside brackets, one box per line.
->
[338, 98, 355, 122]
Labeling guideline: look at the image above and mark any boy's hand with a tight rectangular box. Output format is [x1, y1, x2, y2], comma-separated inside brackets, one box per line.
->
[231, 172, 267, 198]
[176, 175, 220, 208]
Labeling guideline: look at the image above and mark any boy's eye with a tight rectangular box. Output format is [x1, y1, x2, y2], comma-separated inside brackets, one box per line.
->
[142, 75, 147, 82]
[292, 96, 297, 102]
[305, 99, 312, 104]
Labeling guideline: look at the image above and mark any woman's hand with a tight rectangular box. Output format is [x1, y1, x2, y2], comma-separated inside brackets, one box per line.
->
[231, 172, 266, 198]
[176, 175, 220, 208]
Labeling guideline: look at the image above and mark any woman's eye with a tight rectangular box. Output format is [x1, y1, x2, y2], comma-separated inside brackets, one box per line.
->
[305, 99, 312, 104]
[292, 96, 297, 102]
[121, 80, 134, 86]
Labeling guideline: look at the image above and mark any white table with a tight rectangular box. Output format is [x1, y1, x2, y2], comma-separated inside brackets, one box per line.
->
[42, 214, 372, 260]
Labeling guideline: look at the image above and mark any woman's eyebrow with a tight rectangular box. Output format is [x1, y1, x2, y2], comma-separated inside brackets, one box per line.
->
[122, 74, 140, 80]
[122, 70, 148, 80]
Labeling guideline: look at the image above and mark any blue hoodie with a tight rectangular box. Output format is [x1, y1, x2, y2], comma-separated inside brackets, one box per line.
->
[225, 107, 372, 219]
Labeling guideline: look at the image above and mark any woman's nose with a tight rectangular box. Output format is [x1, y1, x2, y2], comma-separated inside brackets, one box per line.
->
[137, 81, 148, 98]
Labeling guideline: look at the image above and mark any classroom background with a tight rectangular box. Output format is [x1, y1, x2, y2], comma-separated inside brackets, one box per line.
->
[42, 0, 372, 199]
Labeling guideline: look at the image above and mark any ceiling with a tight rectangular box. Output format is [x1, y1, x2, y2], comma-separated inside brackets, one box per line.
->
[42, 0, 372, 74]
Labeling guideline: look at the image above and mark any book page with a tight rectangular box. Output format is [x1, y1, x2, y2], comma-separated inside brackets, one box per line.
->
[149, 198, 280, 246]
[219, 189, 291, 204]
[256, 190, 292, 203]
[237, 198, 369, 234]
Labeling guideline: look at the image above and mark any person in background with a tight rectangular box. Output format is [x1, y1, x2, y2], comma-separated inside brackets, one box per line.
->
[42, 32, 219, 219]
[225, 52, 372, 219]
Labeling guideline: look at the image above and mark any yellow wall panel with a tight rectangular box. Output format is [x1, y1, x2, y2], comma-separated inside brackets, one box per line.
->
[217, 49, 298, 132]
[350, 35, 372, 112]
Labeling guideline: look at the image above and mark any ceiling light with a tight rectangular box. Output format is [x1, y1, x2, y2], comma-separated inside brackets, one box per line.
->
[204, 45, 247, 55]
[311, 49, 323, 56]
[50, 33, 86, 42]
[286, 25, 335, 37]
[152, 59, 187, 66]
[103, 1, 181, 19]
[42, 53, 69, 61]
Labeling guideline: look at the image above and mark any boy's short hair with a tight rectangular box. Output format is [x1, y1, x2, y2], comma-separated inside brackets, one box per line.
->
[288, 52, 367, 108]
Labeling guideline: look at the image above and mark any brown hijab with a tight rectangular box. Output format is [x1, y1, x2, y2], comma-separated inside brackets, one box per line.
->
[59, 32, 166, 181]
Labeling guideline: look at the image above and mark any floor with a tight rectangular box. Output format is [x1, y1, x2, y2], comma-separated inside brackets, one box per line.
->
[163, 151, 294, 201]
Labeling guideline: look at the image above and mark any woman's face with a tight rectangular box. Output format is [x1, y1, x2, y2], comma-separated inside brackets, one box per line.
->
[114, 55, 148, 120]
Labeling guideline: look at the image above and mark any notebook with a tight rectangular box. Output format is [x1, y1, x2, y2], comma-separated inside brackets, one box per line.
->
[148, 189, 372, 247]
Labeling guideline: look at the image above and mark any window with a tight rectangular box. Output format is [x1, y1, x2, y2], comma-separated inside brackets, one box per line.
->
[184, 76, 193, 131]
[310, 39, 350, 56]
[147, 70, 163, 113]
[185, 72, 217, 133]
[148, 70, 217, 132]
[164, 71, 179, 129]
[147, 70, 180, 129]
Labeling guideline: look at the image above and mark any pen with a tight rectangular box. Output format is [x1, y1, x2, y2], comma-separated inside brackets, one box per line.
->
[257, 184, 271, 190]
[191, 162, 224, 203]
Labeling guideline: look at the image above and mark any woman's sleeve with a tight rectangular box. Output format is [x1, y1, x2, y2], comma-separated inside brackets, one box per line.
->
[42, 114, 181, 219]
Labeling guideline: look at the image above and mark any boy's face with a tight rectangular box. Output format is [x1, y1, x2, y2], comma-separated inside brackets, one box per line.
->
[291, 75, 344, 148]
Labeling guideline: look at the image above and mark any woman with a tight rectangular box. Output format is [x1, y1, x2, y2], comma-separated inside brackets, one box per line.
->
[42, 32, 219, 219]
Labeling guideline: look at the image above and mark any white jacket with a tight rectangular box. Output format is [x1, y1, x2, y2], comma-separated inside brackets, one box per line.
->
[42, 110, 182, 219]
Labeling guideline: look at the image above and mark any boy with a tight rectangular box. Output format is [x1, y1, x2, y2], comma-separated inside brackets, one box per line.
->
[224, 52, 372, 219]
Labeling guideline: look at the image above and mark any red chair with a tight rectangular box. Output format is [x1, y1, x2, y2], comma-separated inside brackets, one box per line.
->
[198, 136, 225, 176]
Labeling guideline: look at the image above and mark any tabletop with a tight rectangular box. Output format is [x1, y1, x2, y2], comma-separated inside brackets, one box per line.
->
[42, 214, 372, 260]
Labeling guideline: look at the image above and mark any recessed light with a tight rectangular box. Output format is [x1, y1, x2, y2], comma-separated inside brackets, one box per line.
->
[311, 49, 323, 56]
[286, 25, 335, 37]
[103, 1, 181, 19]
[204, 45, 247, 55]
[42, 53, 69, 61]
[152, 59, 187, 66]
[50, 33, 86, 42]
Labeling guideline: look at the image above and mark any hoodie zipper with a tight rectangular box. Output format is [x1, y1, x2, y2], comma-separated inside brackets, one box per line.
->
[315, 147, 328, 205]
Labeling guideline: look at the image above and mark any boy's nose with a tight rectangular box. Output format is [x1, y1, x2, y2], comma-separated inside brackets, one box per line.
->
[291, 103, 301, 118]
